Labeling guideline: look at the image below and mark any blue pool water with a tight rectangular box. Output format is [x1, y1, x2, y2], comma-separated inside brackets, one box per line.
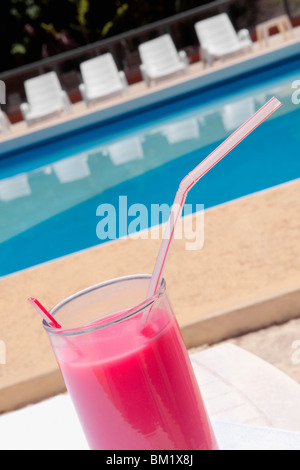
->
[1, 54, 300, 277]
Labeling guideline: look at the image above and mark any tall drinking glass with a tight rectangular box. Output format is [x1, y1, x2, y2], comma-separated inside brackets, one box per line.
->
[44, 274, 218, 450]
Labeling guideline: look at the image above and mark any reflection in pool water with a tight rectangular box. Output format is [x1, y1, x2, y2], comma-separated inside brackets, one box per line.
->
[0, 57, 299, 276]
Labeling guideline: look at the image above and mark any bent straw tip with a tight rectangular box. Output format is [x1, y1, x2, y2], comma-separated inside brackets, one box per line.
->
[271, 96, 282, 107]
[147, 97, 283, 300]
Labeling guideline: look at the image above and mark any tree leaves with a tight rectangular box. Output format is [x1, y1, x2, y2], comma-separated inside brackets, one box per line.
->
[101, 3, 129, 37]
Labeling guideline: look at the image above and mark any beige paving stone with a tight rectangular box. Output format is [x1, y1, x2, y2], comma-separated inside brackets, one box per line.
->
[218, 318, 300, 385]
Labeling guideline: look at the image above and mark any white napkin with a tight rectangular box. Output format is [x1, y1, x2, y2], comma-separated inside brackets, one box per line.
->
[213, 419, 300, 450]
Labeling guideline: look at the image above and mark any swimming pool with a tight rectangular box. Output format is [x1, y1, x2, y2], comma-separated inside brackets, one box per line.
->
[0, 53, 300, 277]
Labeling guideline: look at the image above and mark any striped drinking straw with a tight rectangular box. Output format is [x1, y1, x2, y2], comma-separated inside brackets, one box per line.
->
[146, 97, 282, 305]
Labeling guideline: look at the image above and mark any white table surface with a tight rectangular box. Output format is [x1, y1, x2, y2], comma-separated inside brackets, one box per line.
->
[0, 344, 300, 450]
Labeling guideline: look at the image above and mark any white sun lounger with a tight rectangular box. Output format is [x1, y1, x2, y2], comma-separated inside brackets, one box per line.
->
[138, 34, 189, 86]
[79, 54, 129, 107]
[20, 72, 72, 126]
[0, 110, 11, 135]
[195, 13, 253, 66]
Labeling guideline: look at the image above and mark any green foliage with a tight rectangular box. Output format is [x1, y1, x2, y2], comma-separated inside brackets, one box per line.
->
[26, 4, 41, 19]
[77, 0, 89, 26]
[270, 0, 283, 5]
[101, 3, 129, 37]
[69, 0, 90, 26]
[10, 43, 27, 55]
[0, 0, 264, 73]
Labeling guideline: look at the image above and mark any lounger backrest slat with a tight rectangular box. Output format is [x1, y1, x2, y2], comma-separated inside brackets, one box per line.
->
[80, 54, 122, 91]
[24, 72, 63, 108]
[139, 35, 181, 69]
[195, 13, 239, 49]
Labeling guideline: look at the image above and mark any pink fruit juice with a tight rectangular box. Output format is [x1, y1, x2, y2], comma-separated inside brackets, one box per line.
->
[54, 305, 218, 450]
